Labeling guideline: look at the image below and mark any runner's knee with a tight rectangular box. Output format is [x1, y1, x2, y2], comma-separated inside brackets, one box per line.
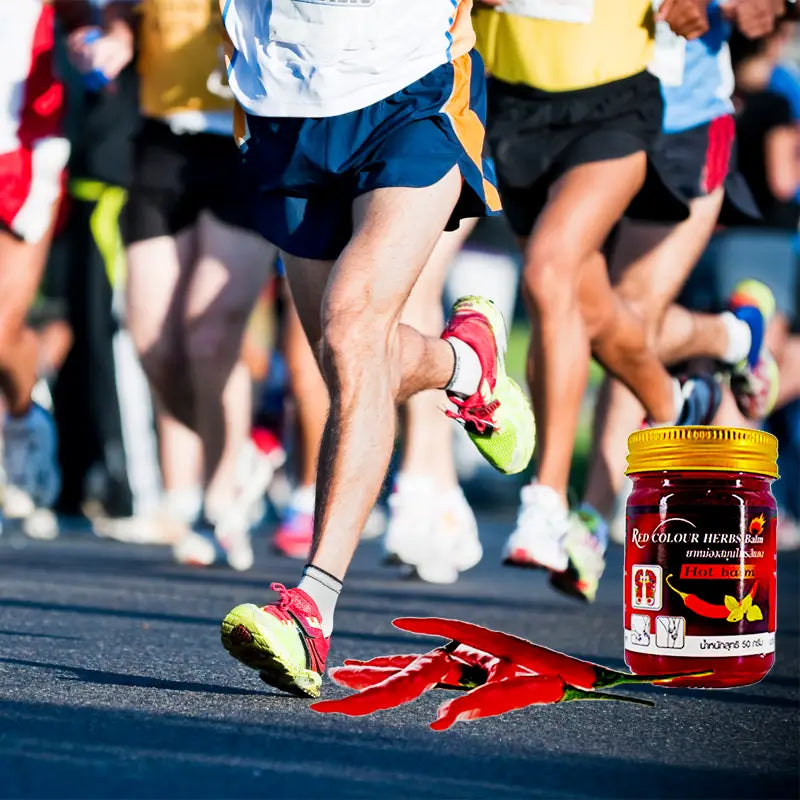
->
[321, 306, 392, 384]
[521, 247, 579, 317]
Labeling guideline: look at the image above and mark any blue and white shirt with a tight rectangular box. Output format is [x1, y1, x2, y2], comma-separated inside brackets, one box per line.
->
[651, 1, 735, 134]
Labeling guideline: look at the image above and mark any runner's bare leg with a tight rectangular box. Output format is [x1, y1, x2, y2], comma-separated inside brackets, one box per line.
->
[283, 169, 462, 578]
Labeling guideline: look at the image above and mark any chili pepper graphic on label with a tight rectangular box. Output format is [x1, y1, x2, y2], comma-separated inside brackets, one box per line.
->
[665, 574, 763, 622]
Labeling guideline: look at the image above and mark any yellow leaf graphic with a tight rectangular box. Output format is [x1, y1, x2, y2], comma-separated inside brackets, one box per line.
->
[746, 605, 763, 622]
[724, 595, 739, 612]
[741, 595, 753, 612]
[727, 607, 745, 623]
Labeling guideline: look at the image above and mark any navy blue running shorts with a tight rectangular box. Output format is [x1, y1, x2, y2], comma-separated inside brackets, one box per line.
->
[239, 50, 501, 260]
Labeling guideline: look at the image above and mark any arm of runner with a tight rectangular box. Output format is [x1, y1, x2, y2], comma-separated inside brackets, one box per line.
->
[765, 124, 800, 200]
[720, 0, 780, 38]
[658, 0, 711, 39]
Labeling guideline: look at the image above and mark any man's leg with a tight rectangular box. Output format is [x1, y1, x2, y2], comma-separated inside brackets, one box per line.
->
[505, 159, 722, 585]
[272, 291, 328, 559]
[125, 230, 197, 427]
[301, 171, 463, 578]
[184, 211, 274, 521]
[0, 222, 62, 519]
[583, 189, 725, 523]
[0, 227, 53, 415]
[505, 155, 672, 572]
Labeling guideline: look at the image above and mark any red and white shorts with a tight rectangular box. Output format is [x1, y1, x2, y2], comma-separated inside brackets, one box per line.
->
[0, 1, 69, 244]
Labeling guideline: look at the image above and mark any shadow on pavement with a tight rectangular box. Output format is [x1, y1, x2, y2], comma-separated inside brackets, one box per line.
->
[0, 698, 794, 799]
[0, 658, 268, 697]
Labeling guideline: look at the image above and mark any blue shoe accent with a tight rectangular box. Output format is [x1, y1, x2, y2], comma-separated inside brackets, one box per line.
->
[732, 305, 765, 369]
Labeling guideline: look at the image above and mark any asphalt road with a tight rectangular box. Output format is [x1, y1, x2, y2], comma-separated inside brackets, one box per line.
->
[0, 515, 797, 799]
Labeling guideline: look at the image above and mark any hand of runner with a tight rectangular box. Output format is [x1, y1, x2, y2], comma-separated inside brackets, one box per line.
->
[67, 22, 134, 81]
[725, 0, 779, 39]
[658, 0, 710, 40]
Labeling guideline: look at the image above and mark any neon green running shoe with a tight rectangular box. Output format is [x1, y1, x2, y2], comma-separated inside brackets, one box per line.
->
[441, 296, 535, 475]
[728, 279, 780, 420]
[550, 505, 608, 603]
[220, 583, 329, 698]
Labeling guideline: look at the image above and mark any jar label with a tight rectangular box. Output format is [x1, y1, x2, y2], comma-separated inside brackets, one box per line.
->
[624, 505, 776, 657]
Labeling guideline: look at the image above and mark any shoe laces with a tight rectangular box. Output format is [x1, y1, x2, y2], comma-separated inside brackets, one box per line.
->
[270, 582, 295, 612]
[446, 394, 500, 434]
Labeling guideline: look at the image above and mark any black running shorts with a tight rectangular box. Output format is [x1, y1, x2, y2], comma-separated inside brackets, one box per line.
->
[122, 118, 261, 244]
[630, 115, 760, 224]
[486, 70, 688, 237]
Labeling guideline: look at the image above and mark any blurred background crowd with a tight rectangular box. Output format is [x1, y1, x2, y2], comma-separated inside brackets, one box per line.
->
[1, 0, 799, 580]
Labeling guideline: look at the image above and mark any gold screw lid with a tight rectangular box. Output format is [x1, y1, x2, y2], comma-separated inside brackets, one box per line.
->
[626, 426, 779, 478]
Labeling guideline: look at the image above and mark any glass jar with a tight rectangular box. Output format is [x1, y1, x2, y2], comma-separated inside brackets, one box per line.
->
[623, 426, 778, 689]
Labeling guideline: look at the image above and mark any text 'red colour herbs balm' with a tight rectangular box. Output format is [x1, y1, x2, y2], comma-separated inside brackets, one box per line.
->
[624, 426, 778, 688]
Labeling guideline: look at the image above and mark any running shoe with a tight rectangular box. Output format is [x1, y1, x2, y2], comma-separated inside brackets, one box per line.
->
[674, 373, 722, 426]
[414, 487, 483, 585]
[214, 514, 255, 572]
[2, 402, 61, 520]
[273, 487, 315, 559]
[173, 523, 224, 567]
[382, 474, 437, 566]
[442, 296, 535, 475]
[550, 505, 607, 603]
[502, 483, 570, 572]
[221, 583, 329, 698]
[728, 280, 780, 420]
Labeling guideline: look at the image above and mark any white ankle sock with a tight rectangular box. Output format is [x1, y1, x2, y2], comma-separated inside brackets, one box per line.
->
[721, 311, 752, 364]
[445, 337, 482, 397]
[297, 564, 342, 637]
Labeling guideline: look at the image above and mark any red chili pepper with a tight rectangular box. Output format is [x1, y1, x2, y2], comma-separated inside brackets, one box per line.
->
[430, 675, 655, 732]
[311, 649, 461, 716]
[393, 617, 710, 690]
[665, 574, 733, 618]
[330, 665, 401, 691]
[343, 654, 420, 669]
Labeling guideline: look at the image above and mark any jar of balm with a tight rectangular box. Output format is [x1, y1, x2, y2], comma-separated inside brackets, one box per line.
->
[623, 426, 778, 688]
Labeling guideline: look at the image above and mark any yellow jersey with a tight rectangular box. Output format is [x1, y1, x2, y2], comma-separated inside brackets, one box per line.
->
[473, 0, 655, 93]
[138, 0, 232, 123]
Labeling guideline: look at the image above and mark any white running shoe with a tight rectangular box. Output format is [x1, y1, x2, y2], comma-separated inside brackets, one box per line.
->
[502, 483, 570, 572]
[214, 512, 255, 572]
[173, 526, 223, 567]
[2, 403, 61, 520]
[415, 488, 483, 585]
[382, 475, 437, 566]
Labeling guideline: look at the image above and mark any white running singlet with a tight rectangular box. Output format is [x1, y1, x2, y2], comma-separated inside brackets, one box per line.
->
[221, 0, 475, 118]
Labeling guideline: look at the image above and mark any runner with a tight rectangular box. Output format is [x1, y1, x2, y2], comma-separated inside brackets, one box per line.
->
[218, 0, 535, 697]
[471, 2, 724, 588]
[0, 0, 70, 531]
[576, 0, 785, 600]
[69, 0, 278, 570]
